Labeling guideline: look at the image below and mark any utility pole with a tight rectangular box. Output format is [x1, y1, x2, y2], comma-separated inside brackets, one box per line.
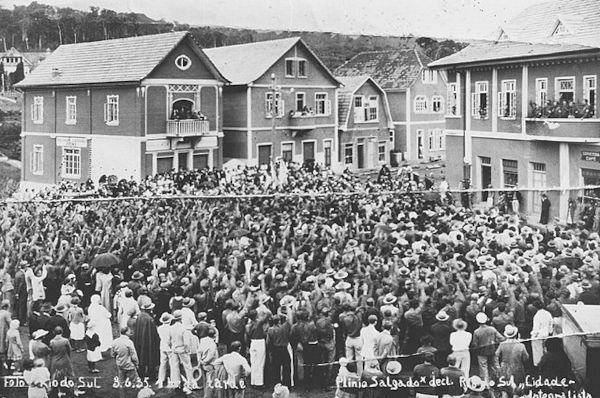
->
[268, 73, 279, 165]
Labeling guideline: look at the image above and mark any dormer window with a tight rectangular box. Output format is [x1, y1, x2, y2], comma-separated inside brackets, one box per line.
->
[175, 54, 192, 71]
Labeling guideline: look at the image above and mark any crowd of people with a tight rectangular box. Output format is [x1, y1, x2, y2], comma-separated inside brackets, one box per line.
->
[528, 98, 595, 119]
[0, 164, 597, 398]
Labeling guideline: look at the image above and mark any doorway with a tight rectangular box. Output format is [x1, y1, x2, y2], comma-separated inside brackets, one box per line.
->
[258, 144, 272, 166]
[178, 152, 188, 170]
[303, 141, 315, 163]
[357, 142, 365, 169]
[481, 157, 491, 202]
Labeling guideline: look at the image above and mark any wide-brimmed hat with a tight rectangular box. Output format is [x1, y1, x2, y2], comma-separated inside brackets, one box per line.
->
[272, 383, 290, 398]
[582, 280, 593, 289]
[32, 329, 49, 340]
[383, 294, 397, 305]
[504, 324, 518, 338]
[334, 270, 349, 280]
[279, 295, 297, 307]
[385, 360, 402, 375]
[452, 318, 467, 331]
[435, 310, 449, 322]
[325, 269, 335, 277]
[182, 297, 195, 308]
[335, 281, 351, 290]
[399, 266, 410, 276]
[172, 310, 183, 321]
[141, 301, 155, 310]
[347, 239, 358, 248]
[392, 247, 402, 255]
[159, 313, 173, 324]
[306, 275, 316, 283]
[54, 304, 67, 313]
[476, 312, 488, 324]
[131, 271, 144, 280]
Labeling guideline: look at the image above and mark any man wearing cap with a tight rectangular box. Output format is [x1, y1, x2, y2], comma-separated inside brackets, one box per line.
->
[133, 301, 160, 380]
[471, 313, 503, 383]
[112, 326, 141, 393]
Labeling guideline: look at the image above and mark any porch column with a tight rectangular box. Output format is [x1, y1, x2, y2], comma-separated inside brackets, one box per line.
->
[188, 149, 194, 170]
[173, 151, 179, 170]
[559, 142, 570, 223]
[152, 152, 157, 175]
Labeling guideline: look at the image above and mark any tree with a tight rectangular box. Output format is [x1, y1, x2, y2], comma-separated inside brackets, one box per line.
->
[0, 62, 4, 92]
[9, 61, 24, 87]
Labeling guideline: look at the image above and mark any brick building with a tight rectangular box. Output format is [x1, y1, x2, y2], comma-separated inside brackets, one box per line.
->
[430, 0, 600, 223]
[335, 49, 447, 164]
[16, 32, 227, 189]
[204, 38, 341, 168]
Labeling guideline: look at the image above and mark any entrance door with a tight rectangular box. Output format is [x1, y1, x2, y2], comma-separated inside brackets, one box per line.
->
[193, 153, 209, 170]
[258, 144, 272, 166]
[530, 162, 547, 215]
[303, 141, 315, 163]
[178, 152, 188, 170]
[357, 143, 365, 169]
[481, 165, 491, 201]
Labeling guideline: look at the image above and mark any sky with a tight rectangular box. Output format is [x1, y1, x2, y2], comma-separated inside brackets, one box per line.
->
[0, 0, 544, 40]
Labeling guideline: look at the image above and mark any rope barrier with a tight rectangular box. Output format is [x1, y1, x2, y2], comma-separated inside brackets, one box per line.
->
[300, 329, 600, 367]
[4, 184, 600, 205]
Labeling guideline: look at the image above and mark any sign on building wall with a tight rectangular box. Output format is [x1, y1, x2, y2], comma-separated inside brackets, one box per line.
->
[56, 136, 88, 148]
[146, 139, 170, 152]
[581, 151, 600, 162]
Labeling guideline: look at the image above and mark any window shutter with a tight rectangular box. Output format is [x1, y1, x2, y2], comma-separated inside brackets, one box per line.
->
[498, 92, 504, 117]
[115, 98, 119, 122]
[471, 93, 477, 116]
[104, 102, 108, 122]
[354, 106, 360, 123]
[510, 92, 516, 117]
[326, 99, 331, 116]
[30, 103, 34, 120]
[279, 100, 285, 117]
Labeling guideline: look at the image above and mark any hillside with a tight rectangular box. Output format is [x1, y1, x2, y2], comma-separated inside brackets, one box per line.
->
[0, 2, 466, 71]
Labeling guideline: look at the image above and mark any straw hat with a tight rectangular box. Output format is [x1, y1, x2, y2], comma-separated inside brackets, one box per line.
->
[476, 312, 488, 324]
[385, 360, 402, 375]
[435, 310, 449, 322]
[272, 383, 290, 398]
[504, 324, 518, 338]
[382, 294, 397, 305]
[32, 329, 49, 340]
[335, 281, 351, 290]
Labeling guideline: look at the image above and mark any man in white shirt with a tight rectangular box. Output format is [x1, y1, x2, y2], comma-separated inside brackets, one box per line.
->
[449, 319, 472, 378]
[214, 341, 251, 398]
[531, 301, 553, 366]
[360, 315, 380, 368]
[156, 312, 172, 388]
[197, 329, 218, 389]
[27, 264, 48, 305]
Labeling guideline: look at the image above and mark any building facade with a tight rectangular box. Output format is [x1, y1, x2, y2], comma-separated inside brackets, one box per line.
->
[430, 0, 600, 223]
[336, 76, 394, 170]
[205, 38, 341, 168]
[335, 49, 447, 164]
[17, 32, 227, 189]
[1, 47, 50, 76]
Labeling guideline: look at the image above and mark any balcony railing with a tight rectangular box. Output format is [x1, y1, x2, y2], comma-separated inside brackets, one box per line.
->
[288, 111, 320, 130]
[525, 118, 600, 140]
[166, 119, 210, 137]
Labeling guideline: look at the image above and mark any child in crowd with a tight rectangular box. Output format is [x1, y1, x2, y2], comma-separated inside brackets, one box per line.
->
[6, 319, 23, 374]
[67, 296, 86, 352]
[84, 321, 101, 373]
[23, 358, 50, 398]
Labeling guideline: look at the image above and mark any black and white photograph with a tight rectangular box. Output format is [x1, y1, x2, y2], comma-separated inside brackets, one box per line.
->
[0, 0, 599, 397]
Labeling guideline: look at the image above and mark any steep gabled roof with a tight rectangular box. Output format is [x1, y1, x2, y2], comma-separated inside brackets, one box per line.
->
[492, 0, 600, 47]
[334, 48, 432, 90]
[336, 75, 393, 130]
[16, 31, 226, 88]
[204, 37, 340, 86]
[429, 40, 596, 68]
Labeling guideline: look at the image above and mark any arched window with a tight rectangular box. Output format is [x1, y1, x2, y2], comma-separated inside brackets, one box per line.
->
[414, 96, 428, 113]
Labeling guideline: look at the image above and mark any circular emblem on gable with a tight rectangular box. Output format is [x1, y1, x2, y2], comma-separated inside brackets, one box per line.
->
[175, 54, 192, 71]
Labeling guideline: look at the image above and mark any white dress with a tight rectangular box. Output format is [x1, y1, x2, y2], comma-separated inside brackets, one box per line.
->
[88, 303, 113, 351]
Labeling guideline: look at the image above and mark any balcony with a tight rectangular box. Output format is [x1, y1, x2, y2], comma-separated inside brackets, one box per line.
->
[525, 118, 600, 142]
[166, 119, 210, 137]
[287, 111, 319, 131]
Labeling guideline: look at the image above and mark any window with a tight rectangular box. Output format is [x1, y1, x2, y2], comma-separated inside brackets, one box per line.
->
[62, 147, 81, 178]
[265, 92, 284, 118]
[472, 81, 488, 119]
[285, 59, 295, 77]
[432, 95, 444, 113]
[31, 145, 43, 175]
[421, 69, 437, 84]
[66, 96, 76, 125]
[584, 76, 596, 115]
[531, 162, 546, 212]
[535, 78, 548, 109]
[32, 96, 43, 124]
[324, 140, 332, 167]
[175, 54, 192, 71]
[378, 141, 386, 162]
[367, 95, 378, 121]
[438, 129, 445, 150]
[502, 159, 518, 187]
[281, 143, 293, 162]
[447, 82, 459, 116]
[344, 144, 353, 164]
[428, 130, 434, 150]
[417, 130, 424, 159]
[298, 60, 307, 77]
[104, 95, 119, 125]
[555, 77, 574, 102]
[295, 93, 306, 112]
[389, 130, 395, 146]
[315, 93, 330, 115]
[354, 96, 365, 122]
[414, 96, 428, 113]
[499, 80, 517, 119]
